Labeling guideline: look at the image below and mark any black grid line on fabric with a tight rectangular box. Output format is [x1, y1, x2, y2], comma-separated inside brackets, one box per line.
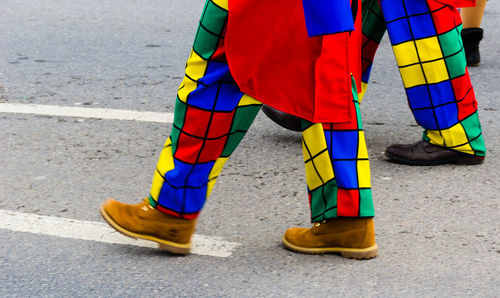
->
[302, 134, 329, 219]
[385, 3, 448, 25]
[387, 10, 464, 46]
[397, 45, 464, 67]
[443, 132, 483, 150]
[436, 9, 475, 148]
[184, 72, 236, 88]
[172, 123, 249, 142]
[312, 205, 337, 221]
[410, 84, 472, 112]
[180, 81, 224, 214]
[355, 123, 362, 217]
[421, 0, 474, 149]
[156, 169, 207, 190]
[362, 0, 385, 26]
[399, 0, 444, 138]
[208, 0, 227, 11]
[303, 148, 329, 164]
[155, 199, 199, 216]
[192, 20, 227, 62]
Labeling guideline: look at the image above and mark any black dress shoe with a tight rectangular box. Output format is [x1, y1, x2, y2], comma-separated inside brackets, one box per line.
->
[385, 140, 484, 166]
[261, 105, 303, 132]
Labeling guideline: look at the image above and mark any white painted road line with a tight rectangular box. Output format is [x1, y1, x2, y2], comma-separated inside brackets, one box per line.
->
[0, 103, 174, 123]
[0, 209, 240, 257]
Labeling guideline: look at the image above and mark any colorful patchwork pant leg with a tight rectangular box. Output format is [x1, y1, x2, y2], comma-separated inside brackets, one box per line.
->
[361, 0, 486, 157]
[148, 0, 262, 219]
[302, 78, 374, 222]
[148, 0, 375, 221]
[359, 0, 388, 101]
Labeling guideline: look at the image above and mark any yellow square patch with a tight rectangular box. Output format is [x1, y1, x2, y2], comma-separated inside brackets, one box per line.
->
[238, 94, 261, 106]
[357, 131, 369, 159]
[207, 157, 228, 197]
[211, 0, 228, 10]
[185, 50, 208, 79]
[393, 41, 419, 67]
[304, 151, 334, 191]
[415, 37, 443, 62]
[150, 170, 164, 201]
[177, 50, 208, 102]
[428, 122, 471, 148]
[177, 77, 196, 103]
[156, 143, 175, 175]
[358, 82, 368, 103]
[302, 123, 328, 160]
[399, 64, 426, 88]
[422, 60, 449, 84]
[357, 160, 371, 188]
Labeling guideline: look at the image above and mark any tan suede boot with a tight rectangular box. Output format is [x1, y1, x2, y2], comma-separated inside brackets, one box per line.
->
[282, 218, 378, 259]
[100, 198, 196, 254]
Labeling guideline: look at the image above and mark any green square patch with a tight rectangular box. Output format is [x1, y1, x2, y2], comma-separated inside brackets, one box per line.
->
[200, 0, 228, 35]
[438, 29, 462, 57]
[193, 26, 219, 60]
[359, 188, 374, 217]
[460, 112, 486, 156]
[310, 179, 338, 222]
[173, 97, 187, 129]
[445, 52, 466, 79]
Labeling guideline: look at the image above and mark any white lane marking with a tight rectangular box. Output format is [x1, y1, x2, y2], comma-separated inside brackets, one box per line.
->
[0, 209, 240, 257]
[0, 103, 174, 123]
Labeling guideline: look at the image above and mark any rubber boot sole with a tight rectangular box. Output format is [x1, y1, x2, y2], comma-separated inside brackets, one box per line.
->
[385, 151, 484, 166]
[99, 205, 191, 255]
[282, 236, 378, 259]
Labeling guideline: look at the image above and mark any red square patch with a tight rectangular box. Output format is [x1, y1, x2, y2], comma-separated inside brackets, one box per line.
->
[207, 110, 235, 139]
[198, 137, 228, 163]
[174, 133, 204, 164]
[337, 189, 360, 217]
[431, 6, 461, 34]
[427, 0, 447, 11]
[451, 70, 477, 120]
[212, 25, 227, 62]
[183, 106, 213, 138]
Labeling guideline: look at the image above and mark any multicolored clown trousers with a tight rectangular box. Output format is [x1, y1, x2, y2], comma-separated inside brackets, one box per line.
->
[147, 0, 375, 222]
[360, 0, 486, 157]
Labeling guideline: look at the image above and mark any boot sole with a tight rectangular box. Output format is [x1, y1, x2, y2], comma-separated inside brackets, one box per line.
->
[99, 205, 191, 255]
[282, 236, 378, 259]
[385, 152, 484, 166]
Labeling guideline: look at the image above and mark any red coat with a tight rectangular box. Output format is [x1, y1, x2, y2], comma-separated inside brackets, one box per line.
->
[225, 0, 362, 123]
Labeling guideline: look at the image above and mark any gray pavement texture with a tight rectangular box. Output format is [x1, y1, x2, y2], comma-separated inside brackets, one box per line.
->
[0, 0, 499, 296]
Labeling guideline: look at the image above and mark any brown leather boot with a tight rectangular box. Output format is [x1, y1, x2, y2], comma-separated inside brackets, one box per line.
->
[100, 198, 196, 254]
[282, 218, 377, 259]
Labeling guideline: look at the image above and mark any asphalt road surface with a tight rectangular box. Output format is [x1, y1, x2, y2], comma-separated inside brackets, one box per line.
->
[1, 0, 499, 296]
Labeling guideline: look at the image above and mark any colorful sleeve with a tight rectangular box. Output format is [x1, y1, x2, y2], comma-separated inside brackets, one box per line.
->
[301, 0, 354, 37]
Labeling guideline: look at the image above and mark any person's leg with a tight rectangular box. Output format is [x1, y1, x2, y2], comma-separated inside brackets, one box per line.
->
[461, 0, 487, 28]
[282, 77, 377, 259]
[100, 0, 262, 254]
[303, 81, 374, 221]
[380, 0, 486, 165]
[461, 0, 487, 66]
[359, 0, 387, 102]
